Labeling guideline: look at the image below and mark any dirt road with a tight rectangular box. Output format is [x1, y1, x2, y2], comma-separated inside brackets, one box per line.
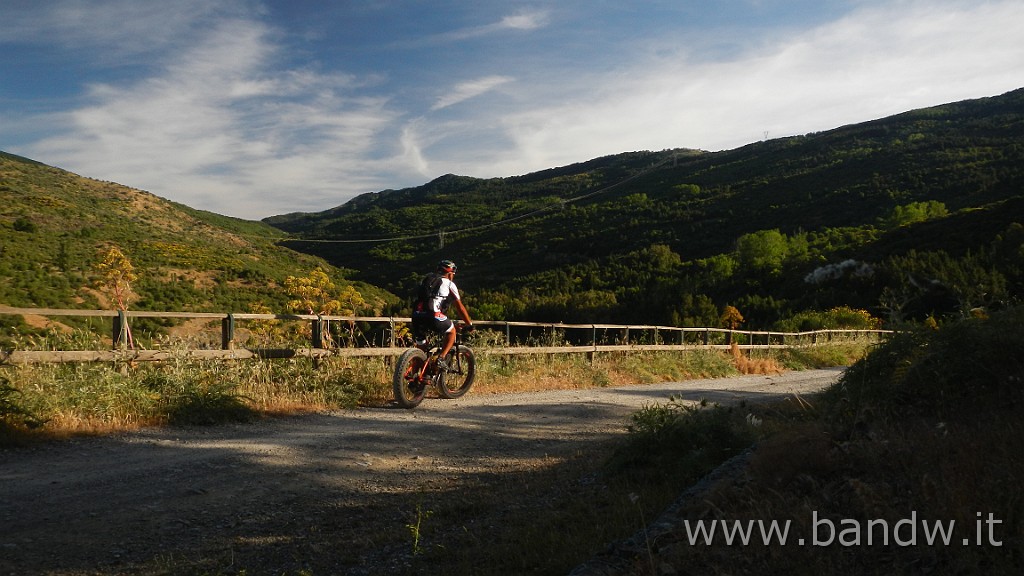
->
[0, 369, 843, 575]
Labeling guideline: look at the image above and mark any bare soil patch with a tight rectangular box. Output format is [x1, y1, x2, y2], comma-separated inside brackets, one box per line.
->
[0, 369, 842, 575]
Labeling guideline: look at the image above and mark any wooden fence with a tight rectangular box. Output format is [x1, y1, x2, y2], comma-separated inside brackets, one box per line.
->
[0, 306, 891, 365]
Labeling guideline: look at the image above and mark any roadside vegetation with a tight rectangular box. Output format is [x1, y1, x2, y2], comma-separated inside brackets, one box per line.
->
[576, 305, 1024, 575]
[0, 328, 868, 446]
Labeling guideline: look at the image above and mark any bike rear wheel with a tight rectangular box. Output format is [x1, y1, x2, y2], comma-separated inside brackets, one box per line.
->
[436, 345, 475, 399]
[393, 348, 429, 408]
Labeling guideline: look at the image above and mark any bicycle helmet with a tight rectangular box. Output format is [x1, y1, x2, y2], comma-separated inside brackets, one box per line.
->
[438, 259, 457, 273]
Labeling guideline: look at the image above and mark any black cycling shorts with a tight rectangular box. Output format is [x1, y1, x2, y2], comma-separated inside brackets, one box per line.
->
[412, 312, 454, 339]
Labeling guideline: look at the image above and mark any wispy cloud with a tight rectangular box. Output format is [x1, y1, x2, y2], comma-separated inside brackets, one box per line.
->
[496, 11, 550, 31]
[0, 0, 235, 63]
[432, 75, 514, 111]
[434, 9, 551, 42]
[27, 14, 400, 218]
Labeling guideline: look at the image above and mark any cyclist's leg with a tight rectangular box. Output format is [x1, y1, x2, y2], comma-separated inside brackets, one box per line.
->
[433, 317, 455, 358]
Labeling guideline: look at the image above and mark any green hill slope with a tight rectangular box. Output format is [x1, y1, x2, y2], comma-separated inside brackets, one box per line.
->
[267, 89, 1024, 328]
[0, 151, 396, 335]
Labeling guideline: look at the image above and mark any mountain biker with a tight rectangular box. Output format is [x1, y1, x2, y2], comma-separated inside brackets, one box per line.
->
[411, 259, 474, 369]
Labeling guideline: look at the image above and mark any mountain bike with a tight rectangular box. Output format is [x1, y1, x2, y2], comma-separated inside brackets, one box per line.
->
[392, 324, 476, 409]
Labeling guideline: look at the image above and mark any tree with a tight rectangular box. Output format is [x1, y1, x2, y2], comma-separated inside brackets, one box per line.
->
[881, 200, 948, 229]
[720, 305, 744, 330]
[284, 267, 342, 315]
[720, 305, 745, 345]
[92, 246, 138, 349]
[283, 268, 380, 346]
[637, 244, 681, 272]
[735, 229, 789, 276]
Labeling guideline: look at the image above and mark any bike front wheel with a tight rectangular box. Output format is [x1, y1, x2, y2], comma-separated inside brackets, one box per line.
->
[393, 348, 429, 409]
[436, 345, 476, 399]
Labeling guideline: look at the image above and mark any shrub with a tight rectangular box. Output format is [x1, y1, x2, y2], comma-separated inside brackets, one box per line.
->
[608, 398, 758, 483]
[824, 304, 1023, 424]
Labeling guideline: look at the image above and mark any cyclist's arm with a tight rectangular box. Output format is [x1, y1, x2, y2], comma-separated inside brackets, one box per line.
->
[453, 297, 472, 327]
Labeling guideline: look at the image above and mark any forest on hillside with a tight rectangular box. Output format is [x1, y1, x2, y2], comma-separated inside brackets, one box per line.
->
[270, 89, 1024, 330]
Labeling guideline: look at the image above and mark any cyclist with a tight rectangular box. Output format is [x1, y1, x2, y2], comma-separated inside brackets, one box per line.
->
[411, 259, 474, 370]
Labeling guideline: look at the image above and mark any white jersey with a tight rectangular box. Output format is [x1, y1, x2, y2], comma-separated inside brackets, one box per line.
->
[429, 277, 461, 316]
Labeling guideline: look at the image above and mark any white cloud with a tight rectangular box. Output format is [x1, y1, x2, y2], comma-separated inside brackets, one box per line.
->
[0, 0, 235, 63]
[434, 8, 551, 42]
[399, 122, 430, 177]
[431, 76, 514, 111]
[498, 10, 550, 31]
[26, 14, 401, 219]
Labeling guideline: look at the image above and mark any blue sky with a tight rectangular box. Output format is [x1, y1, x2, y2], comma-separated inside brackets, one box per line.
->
[2, 1, 1022, 220]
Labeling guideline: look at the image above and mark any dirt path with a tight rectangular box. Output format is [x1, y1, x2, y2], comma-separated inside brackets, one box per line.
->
[0, 369, 843, 575]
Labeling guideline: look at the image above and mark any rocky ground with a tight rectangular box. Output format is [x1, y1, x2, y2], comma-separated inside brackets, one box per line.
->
[0, 369, 843, 575]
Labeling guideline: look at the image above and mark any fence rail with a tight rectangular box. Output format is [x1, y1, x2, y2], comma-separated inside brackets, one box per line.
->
[0, 306, 891, 365]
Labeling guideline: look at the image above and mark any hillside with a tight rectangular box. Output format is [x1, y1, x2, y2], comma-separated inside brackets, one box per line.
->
[267, 88, 1024, 328]
[0, 151, 396, 337]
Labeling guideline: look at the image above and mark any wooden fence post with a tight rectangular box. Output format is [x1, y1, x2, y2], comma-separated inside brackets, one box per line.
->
[588, 324, 596, 365]
[311, 316, 327, 369]
[112, 310, 128, 350]
[312, 316, 331, 349]
[221, 314, 235, 350]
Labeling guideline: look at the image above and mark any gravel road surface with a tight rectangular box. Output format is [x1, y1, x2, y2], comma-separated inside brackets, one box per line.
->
[1, 369, 843, 575]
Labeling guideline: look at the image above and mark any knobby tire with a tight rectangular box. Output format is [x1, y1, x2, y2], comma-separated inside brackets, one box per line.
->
[393, 348, 429, 409]
[436, 345, 475, 399]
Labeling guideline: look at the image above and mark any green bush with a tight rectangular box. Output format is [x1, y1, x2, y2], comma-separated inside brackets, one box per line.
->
[608, 398, 758, 483]
[824, 305, 1024, 422]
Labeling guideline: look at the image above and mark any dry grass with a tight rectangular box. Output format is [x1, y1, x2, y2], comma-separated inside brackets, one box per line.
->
[729, 341, 785, 375]
[1, 340, 857, 444]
